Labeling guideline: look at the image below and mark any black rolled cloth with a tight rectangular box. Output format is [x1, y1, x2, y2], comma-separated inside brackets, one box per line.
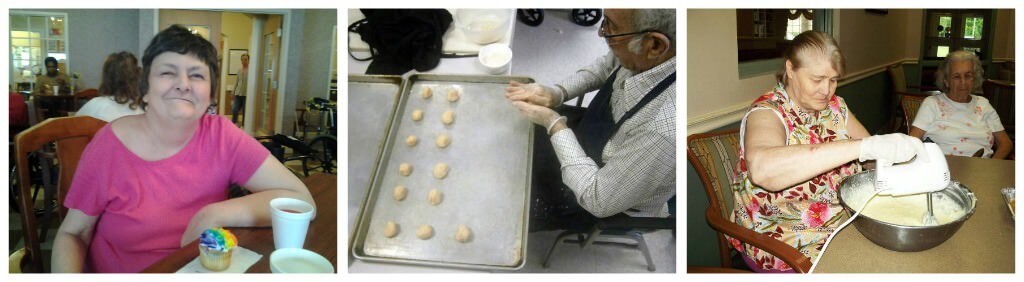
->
[352, 9, 452, 75]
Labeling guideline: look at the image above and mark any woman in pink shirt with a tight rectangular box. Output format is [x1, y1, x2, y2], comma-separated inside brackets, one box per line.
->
[51, 25, 314, 273]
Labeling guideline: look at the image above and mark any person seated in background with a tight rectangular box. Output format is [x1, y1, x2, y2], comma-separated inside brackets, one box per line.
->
[34, 57, 71, 96]
[10, 91, 29, 135]
[76, 51, 145, 122]
[51, 25, 313, 273]
[910, 50, 1013, 159]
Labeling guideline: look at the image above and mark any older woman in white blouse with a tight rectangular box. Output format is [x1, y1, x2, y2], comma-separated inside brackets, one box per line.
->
[910, 51, 1012, 159]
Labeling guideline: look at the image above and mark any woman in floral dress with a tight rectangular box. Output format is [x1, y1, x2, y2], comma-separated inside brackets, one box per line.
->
[731, 31, 925, 272]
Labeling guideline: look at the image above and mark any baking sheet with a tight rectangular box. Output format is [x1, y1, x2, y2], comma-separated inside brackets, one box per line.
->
[352, 74, 534, 270]
[1002, 187, 1015, 220]
[347, 75, 403, 236]
[348, 9, 515, 55]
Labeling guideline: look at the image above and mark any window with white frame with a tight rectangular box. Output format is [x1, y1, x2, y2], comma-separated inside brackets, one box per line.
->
[9, 12, 69, 92]
[737, 9, 821, 63]
[785, 10, 813, 40]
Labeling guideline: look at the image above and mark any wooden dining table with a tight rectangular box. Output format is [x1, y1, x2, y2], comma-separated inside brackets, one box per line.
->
[142, 173, 338, 273]
[815, 156, 1015, 273]
[30, 93, 76, 119]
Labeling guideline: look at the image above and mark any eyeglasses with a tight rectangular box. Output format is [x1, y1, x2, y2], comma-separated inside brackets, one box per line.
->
[598, 19, 666, 43]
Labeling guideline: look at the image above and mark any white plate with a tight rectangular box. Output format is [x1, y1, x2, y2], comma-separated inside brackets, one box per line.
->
[270, 248, 334, 273]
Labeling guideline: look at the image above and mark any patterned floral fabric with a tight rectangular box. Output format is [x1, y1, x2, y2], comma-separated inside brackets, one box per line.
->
[729, 84, 862, 271]
[912, 93, 1003, 158]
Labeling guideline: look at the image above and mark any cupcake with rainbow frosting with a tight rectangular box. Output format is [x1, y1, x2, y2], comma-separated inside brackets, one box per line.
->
[198, 228, 238, 271]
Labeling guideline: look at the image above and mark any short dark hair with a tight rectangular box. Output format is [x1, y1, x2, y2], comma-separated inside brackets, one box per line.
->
[99, 51, 142, 110]
[44, 57, 58, 67]
[140, 25, 220, 110]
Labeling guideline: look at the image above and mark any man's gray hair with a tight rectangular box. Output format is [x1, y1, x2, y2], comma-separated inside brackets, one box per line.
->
[935, 50, 985, 93]
[627, 9, 676, 54]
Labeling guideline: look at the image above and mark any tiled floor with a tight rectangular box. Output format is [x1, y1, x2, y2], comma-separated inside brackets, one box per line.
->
[520, 229, 676, 273]
[9, 197, 59, 272]
[510, 9, 609, 107]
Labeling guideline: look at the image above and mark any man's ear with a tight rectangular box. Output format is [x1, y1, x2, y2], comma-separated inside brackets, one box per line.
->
[645, 33, 671, 59]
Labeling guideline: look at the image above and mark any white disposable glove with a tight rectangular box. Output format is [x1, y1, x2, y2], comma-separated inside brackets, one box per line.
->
[510, 101, 564, 135]
[505, 81, 561, 108]
[859, 133, 925, 166]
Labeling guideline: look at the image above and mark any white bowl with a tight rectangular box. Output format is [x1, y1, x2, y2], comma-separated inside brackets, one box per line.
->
[269, 248, 334, 273]
[454, 9, 512, 44]
[477, 43, 513, 75]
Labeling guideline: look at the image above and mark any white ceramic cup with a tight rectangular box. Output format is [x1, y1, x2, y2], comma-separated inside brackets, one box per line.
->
[477, 43, 512, 75]
[270, 198, 315, 249]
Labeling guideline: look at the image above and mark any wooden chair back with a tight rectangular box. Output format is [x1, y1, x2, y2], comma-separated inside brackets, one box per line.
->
[982, 79, 1015, 135]
[73, 88, 100, 109]
[14, 116, 106, 272]
[686, 129, 742, 267]
[902, 94, 928, 133]
[887, 64, 909, 93]
[686, 128, 812, 272]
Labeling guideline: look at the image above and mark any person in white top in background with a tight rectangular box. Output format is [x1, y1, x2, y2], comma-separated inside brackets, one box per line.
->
[910, 50, 1012, 159]
[77, 51, 145, 122]
[231, 53, 249, 125]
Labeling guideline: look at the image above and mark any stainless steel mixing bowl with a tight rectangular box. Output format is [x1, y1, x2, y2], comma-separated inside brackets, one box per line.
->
[838, 170, 977, 252]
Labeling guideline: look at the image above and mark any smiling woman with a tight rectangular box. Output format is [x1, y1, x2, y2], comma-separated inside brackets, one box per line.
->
[145, 53, 214, 122]
[50, 25, 314, 273]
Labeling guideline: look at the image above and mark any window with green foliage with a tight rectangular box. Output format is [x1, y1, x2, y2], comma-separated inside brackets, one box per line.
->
[923, 9, 991, 60]
[963, 16, 984, 39]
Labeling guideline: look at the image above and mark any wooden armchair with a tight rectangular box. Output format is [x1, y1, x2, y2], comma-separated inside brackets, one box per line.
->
[686, 129, 812, 273]
[901, 94, 928, 134]
[982, 79, 1015, 138]
[886, 64, 937, 134]
[12, 116, 107, 272]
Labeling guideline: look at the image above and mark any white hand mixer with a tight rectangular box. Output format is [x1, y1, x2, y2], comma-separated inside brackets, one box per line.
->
[875, 142, 951, 225]
[811, 142, 950, 273]
[875, 142, 950, 196]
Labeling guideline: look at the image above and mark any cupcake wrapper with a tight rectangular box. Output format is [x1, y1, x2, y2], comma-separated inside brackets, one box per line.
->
[199, 245, 234, 271]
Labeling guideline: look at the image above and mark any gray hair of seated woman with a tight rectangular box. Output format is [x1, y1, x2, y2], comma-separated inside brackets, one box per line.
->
[935, 50, 985, 93]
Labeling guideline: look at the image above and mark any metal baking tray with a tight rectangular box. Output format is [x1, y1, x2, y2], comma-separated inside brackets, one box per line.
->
[347, 75, 404, 235]
[352, 74, 534, 270]
[1002, 187, 1015, 220]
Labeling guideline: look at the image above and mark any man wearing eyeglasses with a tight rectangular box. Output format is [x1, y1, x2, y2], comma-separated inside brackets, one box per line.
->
[506, 9, 675, 230]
